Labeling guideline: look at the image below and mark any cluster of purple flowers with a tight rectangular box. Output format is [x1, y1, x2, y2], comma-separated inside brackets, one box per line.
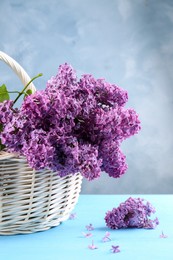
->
[105, 197, 159, 229]
[0, 64, 141, 180]
[0, 100, 16, 125]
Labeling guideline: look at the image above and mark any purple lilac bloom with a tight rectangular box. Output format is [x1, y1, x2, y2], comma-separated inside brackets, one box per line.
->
[99, 139, 127, 178]
[105, 197, 159, 229]
[0, 63, 141, 180]
[0, 100, 17, 125]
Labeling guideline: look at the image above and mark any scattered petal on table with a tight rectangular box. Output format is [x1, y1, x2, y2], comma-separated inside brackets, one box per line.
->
[82, 232, 93, 238]
[88, 240, 98, 250]
[86, 223, 94, 231]
[69, 213, 77, 220]
[159, 231, 168, 238]
[102, 232, 111, 242]
[111, 245, 120, 253]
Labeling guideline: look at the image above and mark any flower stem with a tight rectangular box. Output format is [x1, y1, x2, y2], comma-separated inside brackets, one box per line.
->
[1, 91, 21, 94]
[12, 73, 42, 106]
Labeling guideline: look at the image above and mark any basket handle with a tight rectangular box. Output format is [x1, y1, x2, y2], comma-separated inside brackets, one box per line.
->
[0, 51, 36, 93]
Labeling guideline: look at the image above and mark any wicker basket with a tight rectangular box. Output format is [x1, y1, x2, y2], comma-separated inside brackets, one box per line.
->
[0, 51, 82, 235]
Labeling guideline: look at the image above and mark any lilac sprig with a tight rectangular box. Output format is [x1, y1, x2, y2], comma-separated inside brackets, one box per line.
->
[105, 197, 159, 229]
[0, 63, 141, 180]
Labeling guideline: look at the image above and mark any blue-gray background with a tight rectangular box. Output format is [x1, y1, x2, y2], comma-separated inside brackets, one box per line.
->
[0, 0, 173, 194]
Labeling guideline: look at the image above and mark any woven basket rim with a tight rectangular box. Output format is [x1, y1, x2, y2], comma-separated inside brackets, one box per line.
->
[0, 51, 36, 92]
[0, 151, 18, 160]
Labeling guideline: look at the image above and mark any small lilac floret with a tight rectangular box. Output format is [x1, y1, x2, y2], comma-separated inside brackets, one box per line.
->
[102, 232, 111, 242]
[83, 232, 93, 238]
[69, 213, 77, 220]
[86, 224, 94, 231]
[111, 245, 120, 253]
[159, 231, 168, 238]
[88, 240, 98, 250]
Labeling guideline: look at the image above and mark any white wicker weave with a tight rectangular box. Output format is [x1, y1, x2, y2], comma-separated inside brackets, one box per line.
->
[0, 51, 82, 235]
[0, 51, 36, 92]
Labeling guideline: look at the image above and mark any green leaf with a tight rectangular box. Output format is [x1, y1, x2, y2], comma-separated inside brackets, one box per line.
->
[0, 140, 5, 151]
[0, 123, 3, 132]
[0, 124, 5, 151]
[24, 89, 32, 99]
[0, 84, 10, 102]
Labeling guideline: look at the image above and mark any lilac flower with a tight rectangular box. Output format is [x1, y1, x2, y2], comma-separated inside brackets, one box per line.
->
[145, 217, 159, 229]
[111, 245, 120, 253]
[82, 232, 93, 238]
[105, 197, 159, 229]
[88, 240, 98, 250]
[99, 139, 128, 178]
[46, 63, 77, 95]
[69, 213, 77, 220]
[79, 75, 128, 108]
[78, 145, 102, 180]
[86, 224, 94, 231]
[159, 231, 168, 238]
[0, 63, 141, 180]
[0, 100, 16, 125]
[102, 232, 111, 242]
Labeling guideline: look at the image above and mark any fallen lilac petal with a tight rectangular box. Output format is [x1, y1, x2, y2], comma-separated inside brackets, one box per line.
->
[102, 236, 111, 242]
[102, 232, 111, 242]
[88, 240, 98, 250]
[160, 231, 168, 238]
[82, 232, 93, 238]
[111, 245, 120, 253]
[69, 213, 77, 220]
[86, 224, 94, 231]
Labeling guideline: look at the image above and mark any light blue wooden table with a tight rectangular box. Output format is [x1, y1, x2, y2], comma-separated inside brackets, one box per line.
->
[0, 195, 172, 260]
